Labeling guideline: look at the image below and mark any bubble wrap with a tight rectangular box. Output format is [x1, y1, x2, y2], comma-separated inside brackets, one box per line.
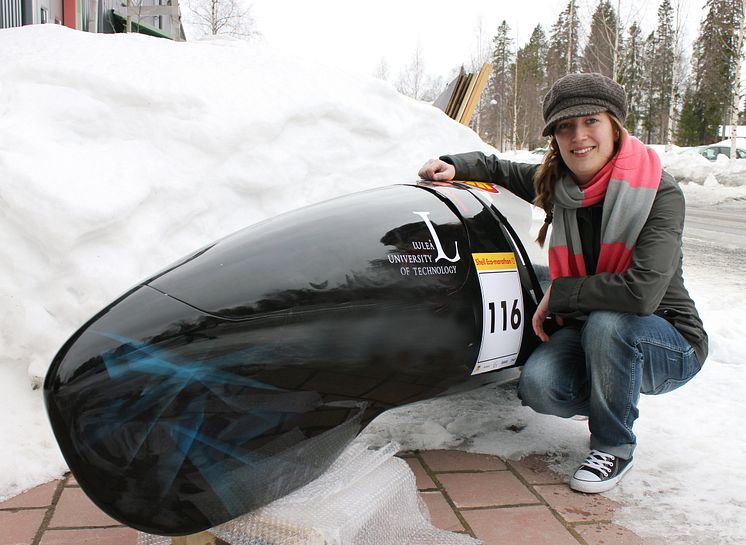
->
[140, 441, 480, 545]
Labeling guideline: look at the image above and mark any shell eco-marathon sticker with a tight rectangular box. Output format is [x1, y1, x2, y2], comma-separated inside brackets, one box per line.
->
[388, 211, 461, 277]
[471, 252, 524, 375]
[458, 181, 501, 194]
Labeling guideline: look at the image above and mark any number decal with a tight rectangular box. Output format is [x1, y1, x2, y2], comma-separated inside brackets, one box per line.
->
[488, 299, 521, 333]
[471, 253, 525, 375]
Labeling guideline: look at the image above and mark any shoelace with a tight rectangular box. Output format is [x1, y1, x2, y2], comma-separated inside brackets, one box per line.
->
[581, 450, 615, 477]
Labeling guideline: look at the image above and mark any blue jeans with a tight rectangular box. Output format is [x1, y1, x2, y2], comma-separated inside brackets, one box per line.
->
[517, 311, 701, 459]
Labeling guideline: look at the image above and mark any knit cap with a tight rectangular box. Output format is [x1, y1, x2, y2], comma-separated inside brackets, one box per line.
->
[542, 73, 627, 136]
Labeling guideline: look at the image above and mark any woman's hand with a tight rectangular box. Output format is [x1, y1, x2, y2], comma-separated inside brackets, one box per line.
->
[532, 285, 553, 342]
[418, 159, 456, 181]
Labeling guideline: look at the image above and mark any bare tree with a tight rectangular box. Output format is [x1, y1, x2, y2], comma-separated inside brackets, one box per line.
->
[469, 17, 494, 135]
[396, 45, 443, 102]
[186, 0, 258, 39]
[374, 58, 390, 82]
[666, 0, 687, 150]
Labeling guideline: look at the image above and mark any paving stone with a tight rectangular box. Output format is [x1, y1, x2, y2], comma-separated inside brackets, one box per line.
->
[0, 509, 46, 545]
[438, 471, 537, 508]
[419, 490, 464, 532]
[420, 450, 507, 472]
[49, 487, 121, 528]
[404, 457, 436, 489]
[39, 527, 139, 545]
[534, 484, 621, 523]
[0, 480, 59, 509]
[65, 473, 78, 486]
[462, 505, 580, 545]
[576, 523, 645, 545]
[507, 455, 564, 485]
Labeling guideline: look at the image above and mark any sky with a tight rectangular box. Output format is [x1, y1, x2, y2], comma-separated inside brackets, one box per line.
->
[245, 0, 704, 80]
[1, 24, 745, 544]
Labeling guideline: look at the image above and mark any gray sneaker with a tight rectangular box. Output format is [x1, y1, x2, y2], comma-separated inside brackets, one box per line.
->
[569, 450, 634, 493]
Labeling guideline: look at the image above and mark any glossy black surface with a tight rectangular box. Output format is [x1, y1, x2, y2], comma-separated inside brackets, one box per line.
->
[44, 183, 542, 535]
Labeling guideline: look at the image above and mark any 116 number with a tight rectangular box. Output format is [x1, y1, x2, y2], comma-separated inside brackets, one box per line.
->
[487, 299, 521, 333]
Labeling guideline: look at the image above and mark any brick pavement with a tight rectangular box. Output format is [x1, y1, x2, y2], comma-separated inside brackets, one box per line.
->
[0, 450, 646, 545]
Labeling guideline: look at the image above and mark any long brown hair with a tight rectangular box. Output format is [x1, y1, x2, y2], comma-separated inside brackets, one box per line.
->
[533, 113, 626, 246]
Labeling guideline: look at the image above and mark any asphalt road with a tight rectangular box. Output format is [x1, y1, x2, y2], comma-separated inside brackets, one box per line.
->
[683, 204, 746, 291]
[684, 207, 746, 250]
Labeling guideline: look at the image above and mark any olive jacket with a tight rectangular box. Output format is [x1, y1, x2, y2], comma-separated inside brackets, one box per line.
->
[441, 151, 708, 364]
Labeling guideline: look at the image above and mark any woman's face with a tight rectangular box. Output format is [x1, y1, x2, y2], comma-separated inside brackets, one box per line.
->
[554, 112, 618, 185]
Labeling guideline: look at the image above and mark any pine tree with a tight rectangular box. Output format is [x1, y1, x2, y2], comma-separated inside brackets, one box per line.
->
[513, 24, 548, 149]
[640, 31, 658, 143]
[581, 1, 619, 78]
[546, 0, 580, 85]
[485, 21, 514, 151]
[637, 0, 677, 144]
[652, 0, 676, 143]
[619, 21, 645, 136]
[677, 86, 705, 145]
[678, 0, 744, 144]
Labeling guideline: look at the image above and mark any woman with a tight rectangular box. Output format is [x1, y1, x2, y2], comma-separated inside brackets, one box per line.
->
[418, 73, 707, 494]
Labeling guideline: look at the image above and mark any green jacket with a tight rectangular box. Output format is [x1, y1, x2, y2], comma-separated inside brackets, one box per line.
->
[441, 151, 708, 364]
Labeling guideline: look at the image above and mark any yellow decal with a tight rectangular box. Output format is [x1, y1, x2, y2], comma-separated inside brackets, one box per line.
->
[472, 252, 517, 271]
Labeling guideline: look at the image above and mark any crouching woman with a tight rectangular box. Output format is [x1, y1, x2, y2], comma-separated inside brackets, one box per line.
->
[418, 73, 707, 493]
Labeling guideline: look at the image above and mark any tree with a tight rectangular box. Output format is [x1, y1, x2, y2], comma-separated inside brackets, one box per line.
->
[678, 0, 743, 144]
[373, 58, 390, 81]
[677, 86, 705, 145]
[638, 0, 677, 144]
[581, 1, 619, 78]
[728, 0, 746, 156]
[640, 31, 658, 142]
[546, 0, 580, 85]
[512, 24, 548, 150]
[396, 46, 443, 102]
[485, 20, 514, 151]
[665, 0, 688, 149]
[186, 0, 258, 39]
[619, 21, 645, 136]
[652, 0, 676, 144]
[469, 18, 496, 136]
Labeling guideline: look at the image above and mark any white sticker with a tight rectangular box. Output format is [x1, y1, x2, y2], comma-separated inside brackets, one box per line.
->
[471, 252, 524, 375]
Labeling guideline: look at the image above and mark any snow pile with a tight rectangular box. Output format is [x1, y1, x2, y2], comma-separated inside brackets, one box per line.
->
[1, 25, 745, 544]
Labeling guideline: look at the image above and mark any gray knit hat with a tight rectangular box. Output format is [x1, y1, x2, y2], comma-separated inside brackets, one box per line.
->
[541, 73, 627, 136]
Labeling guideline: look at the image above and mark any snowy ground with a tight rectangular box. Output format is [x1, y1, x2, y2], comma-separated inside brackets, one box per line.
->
[1, 25, 745, 544]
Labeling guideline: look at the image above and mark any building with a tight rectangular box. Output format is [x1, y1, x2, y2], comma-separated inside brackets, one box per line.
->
[1, 0, 185, 41]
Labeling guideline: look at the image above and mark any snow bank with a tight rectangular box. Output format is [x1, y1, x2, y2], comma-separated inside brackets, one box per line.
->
[1, 24, 744, 544]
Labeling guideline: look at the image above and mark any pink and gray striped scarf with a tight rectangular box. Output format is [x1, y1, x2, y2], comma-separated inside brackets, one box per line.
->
[548, 132, 662, 280]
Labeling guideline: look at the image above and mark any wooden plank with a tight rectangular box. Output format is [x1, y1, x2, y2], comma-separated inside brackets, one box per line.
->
[454, 72, 479, 123]
[443, 70, 464, 118]
[443, 74, 464, 118]
[458, 63, 493, 126]
[448, 73, 471, 119]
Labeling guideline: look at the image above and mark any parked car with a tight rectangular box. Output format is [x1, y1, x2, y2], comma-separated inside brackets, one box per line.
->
[695, 144, 746, 160]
